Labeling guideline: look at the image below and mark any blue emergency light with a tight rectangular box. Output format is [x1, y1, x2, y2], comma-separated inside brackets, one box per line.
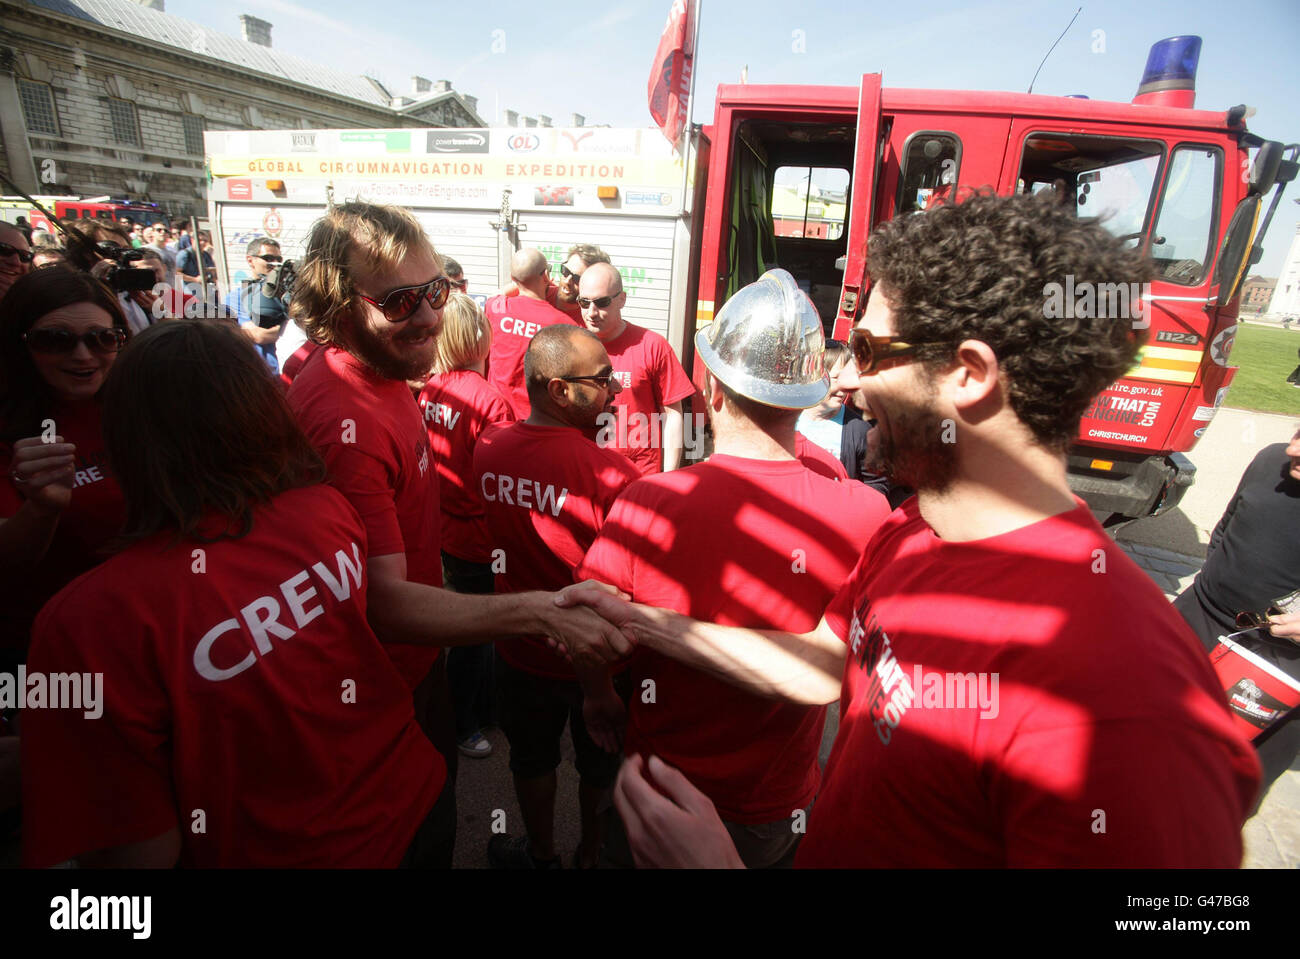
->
[1139, 36, 1201, 90]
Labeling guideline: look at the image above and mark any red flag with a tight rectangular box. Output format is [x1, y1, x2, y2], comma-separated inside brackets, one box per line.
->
[647, 0, 693, 145]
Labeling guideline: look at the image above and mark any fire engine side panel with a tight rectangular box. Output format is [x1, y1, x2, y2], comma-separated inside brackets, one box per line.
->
[994, 118, 1242, 457]
[875, 112, 1013, 213]
[833, 109, 1014, 339]
[1162, 136, 1251, 454]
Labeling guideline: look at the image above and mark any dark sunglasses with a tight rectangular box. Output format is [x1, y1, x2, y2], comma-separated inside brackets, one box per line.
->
[0, 242, 33, 263]
[577, 295, 617, 310]
[849, 328, 946, 375]
[254, 254, 283, 264]
[358, 277, 451, 322]
[560, 265, 582, 280]
[558, 372, 620, 391]
[24, 326, 128, 355]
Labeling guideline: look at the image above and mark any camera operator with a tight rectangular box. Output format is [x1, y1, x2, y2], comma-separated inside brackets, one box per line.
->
[60, 221, 157, 333]
[224, 236, 287, 373]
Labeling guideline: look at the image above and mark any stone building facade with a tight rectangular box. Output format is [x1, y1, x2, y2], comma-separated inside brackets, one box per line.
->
[0, 0, 485, 217]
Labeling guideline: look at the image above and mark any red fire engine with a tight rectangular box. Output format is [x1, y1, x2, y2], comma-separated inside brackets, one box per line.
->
[0, 196, 171, 233]
[691, 36, 1296, 521]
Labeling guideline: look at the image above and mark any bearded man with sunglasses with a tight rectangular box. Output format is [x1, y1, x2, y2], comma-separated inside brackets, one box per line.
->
[578, 262, 694, 475]
[287, 203, 634, 867]
[563, 191, 1261, 868]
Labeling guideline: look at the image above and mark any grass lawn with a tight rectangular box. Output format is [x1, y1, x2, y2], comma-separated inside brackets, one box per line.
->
[1222, 323, 1300, 415]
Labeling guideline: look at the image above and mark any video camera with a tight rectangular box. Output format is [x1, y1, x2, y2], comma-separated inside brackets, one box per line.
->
[96, 242, 156, 293]
[261, 259, 298, 302]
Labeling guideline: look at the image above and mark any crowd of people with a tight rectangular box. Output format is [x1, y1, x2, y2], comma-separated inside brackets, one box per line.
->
[0, 191, 1294, 869]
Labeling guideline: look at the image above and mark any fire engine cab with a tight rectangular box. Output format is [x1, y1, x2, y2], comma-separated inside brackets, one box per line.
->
[694, 36, 1296, 521]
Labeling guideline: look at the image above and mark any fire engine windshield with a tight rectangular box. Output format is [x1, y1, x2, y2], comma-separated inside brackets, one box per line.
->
[1019, 134, 1163, 250]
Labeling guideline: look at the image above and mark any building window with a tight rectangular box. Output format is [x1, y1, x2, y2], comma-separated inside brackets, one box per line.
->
[17, 79, 60, 136]
[182, 114, 205, 155]
[108, 98, 141, 146]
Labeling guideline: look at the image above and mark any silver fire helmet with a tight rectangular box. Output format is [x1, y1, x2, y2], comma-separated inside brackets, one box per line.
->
[695, 268, 828, 409]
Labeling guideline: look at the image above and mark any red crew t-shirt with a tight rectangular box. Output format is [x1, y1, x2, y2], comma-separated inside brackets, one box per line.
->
[484, 295, 578, 419]
[796, 499, 1262, 868]
[579, 454, 890, 823]
[0, 400, 126, 654]
[21, 484, 444, 868]
[474, 421, 641, 679]
[418, 369, 515, 564]
[596, 323, 696, 476]
[795, 433, 849, 481]
[287, 345, 441, 689]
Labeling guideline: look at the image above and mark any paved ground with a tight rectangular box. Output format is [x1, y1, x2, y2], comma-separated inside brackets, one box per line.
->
[456, 405, 1299, 870]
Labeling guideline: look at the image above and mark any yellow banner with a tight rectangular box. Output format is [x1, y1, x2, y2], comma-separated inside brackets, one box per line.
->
[210, 155, 683, 187]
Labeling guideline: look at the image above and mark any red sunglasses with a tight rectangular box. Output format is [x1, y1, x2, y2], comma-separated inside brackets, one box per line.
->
[358, 277, 451, 322]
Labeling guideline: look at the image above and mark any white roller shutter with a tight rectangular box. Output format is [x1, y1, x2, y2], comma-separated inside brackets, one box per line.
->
[410, 209, 500, 298]
[516, 212, 677, 339]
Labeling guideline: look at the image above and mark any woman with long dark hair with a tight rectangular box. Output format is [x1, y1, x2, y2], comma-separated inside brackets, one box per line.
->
[20, 321, 445, 867]
[0, 267, 130, 663]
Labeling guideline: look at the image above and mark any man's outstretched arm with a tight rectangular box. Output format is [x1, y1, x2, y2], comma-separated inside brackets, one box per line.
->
[366, 554, 634, 666]
[556, 587, 845, 705]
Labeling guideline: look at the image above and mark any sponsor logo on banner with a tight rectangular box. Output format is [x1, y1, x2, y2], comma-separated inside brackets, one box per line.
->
[290, 133, 317, 152]
[505, 133, 542, 153]
[626, 189, 673, 206]
[428, 131, 488, 153]
[561, 130, 594, 151]
[534, 186, 574, 206]
[227, 178, 252, 200]
[340, 131, 412, 152]
[559, 129, 640, 154]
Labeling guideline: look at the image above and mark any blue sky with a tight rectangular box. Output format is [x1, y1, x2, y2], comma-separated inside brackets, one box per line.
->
[166, 0, 1300, 275]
